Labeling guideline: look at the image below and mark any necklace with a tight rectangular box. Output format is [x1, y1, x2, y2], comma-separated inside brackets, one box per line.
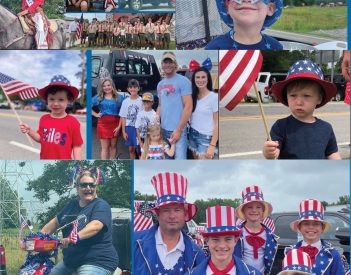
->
[229, 30, 272, 50]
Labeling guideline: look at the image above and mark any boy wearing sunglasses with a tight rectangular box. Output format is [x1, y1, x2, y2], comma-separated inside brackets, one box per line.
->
[205, 0, 283, 49]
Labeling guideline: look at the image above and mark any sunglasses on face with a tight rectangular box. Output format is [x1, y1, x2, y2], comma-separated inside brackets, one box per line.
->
[79, 182, 97, 189]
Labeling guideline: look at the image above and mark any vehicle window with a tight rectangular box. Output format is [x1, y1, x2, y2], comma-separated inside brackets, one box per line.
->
[274, 215, 297, 239]
[141, 58, 150, 75]
[276, 75, 287, 81]
[115, 61, 126, 75]
[135, 62, 142, 75]
[92, 58, 102, 77]
[322, 215, 349, 240]
[258, 75, 267, 83]
[128, 60, 136, 74]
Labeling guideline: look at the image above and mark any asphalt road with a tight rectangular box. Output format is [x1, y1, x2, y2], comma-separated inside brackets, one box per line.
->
[0, 109, 86, 160]
[119, 3, 174, 12]
[219, 102, 350, 160]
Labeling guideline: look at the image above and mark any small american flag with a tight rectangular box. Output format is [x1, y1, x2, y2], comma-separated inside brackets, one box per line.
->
[76, 14, 84, 41]
[219, 50, 263, 111]
[236, 216, 275, 232]
[69, 220, 79, 244]
[134, 201, 156, 232]
[0, 72, 39, 100]
[19, 217, 28, 236]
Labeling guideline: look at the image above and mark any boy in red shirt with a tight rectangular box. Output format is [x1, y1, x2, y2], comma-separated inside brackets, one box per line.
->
[20, 75, 83, 159]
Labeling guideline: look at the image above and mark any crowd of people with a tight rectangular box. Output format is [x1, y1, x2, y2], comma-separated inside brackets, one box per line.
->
[68, 17, 173, 49]
[92, 51, 218, 160]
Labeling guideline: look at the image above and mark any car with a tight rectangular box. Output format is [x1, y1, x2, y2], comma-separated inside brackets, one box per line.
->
[324, 74, 347, 102]
[246, 72, 287, 103]
[119, 0, 175, 11]
[270, 209, 350, 274]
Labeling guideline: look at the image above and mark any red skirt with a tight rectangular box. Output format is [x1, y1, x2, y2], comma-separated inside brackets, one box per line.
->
[97, 115, 120, 139]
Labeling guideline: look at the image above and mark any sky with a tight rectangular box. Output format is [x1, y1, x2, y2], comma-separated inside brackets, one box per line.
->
[93, 50, 218, 69]
[0, 51, 82, 90]
[134, 160, 350, 212]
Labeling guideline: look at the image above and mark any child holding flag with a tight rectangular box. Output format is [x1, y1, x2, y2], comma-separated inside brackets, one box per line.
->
[19, 75, 83, 160]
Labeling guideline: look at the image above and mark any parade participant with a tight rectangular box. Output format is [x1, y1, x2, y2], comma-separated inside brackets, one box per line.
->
[106, 20, 114, 48]
[119, 24, 126, 48]
[132, 21, 140, 49]
[157, 52, 192, 160]
[341, 51, 350, 105]
[70, 0, 89, 11]
[138, 21, 146, 49]
[189, 67, 218, 160]
[92, 78, 124, 160]
[97, 21, 105, 47]
[135, 92, 158, 150]
[18, 0, 51, 49]
[87, 18, 98, 47]
[263, 59, 341, 159]
[68, 18, 78, 47]
[161, 20, 171, 49]
[146, 17, 155, 49]
[80, 19, 89, 47]
[134, 172, 205, 274]
[141, 124, 175, 160]
[155, 21, 163, 49]
[113, 23, 121, 47]
[191, 206, 260, 275]
[234, 185, 278, 275]
[125, 21, 133, 48]
[278, 249, 313, 275]
[119, 79, 143, 159]
[288, 199, 345, 275]
[205, 0, 283, 49]
[42, 167, 118, 275]
[20, 75, 83, 160]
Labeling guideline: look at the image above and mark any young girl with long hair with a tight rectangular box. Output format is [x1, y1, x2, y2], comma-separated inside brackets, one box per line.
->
[92, 78, 124, 159]
[141, 124, 175, 160]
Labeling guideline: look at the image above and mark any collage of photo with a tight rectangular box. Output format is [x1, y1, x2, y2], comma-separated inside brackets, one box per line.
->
[0, 0, 350, 275]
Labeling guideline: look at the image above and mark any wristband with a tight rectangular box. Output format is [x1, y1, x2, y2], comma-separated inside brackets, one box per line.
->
[209, 144, 216, 147]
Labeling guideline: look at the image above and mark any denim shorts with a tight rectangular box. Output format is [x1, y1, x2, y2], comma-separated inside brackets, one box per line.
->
[125, 126, 138, 147]
[50, 262, 112, 275]
[188, 127, 218, 158]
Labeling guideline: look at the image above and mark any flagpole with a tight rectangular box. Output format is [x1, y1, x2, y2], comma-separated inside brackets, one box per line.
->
[253, 82, 271, 141]
[2, 91, 34, 147]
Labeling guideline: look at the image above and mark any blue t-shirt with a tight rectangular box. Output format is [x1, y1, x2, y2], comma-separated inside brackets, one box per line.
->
[205, 31, 283, 50]
[57, 198, 118, 271]
[92, 95, 124, 116]
[270, 115, 338, 159]
[157, 74, 192, 131]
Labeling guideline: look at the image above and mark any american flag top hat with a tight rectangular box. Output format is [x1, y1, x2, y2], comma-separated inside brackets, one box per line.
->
[290, 199, 331, 233]
[272, 59, 337, 108]
[236, 185, 273, 220]
[277, 249, 313, 275]
[202, 206, 241, 237]
[39, 75, 80, 101]
[216, 0, 282, 30]
[146, 172, 198, 222]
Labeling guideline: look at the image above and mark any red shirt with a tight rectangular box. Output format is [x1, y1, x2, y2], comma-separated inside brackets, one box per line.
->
[22, 0, 44, 14]
[37, 114, 83, 159]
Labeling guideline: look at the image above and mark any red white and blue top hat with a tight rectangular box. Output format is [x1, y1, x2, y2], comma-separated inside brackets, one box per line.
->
[272, 59, 336, 108]
[278, 249, 313, 274]
[39, 75, 80, 101]
[290, 199, 331, 233]
[202, 206, 241, 237]
[236, 185, 273, 220]
[146, 172, 198, 222]
[216, 0, 282, 31]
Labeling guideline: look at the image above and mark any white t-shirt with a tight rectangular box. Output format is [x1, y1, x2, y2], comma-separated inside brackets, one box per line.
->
[119, 97, 143, 127]
[155, 227, 184, 270]
[135, 109, 157, 139]
[190, 92, 218, 136]
[242, 226, 266, 273]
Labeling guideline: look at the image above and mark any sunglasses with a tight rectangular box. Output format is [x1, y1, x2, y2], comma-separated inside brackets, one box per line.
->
[79, 182, 97, 189]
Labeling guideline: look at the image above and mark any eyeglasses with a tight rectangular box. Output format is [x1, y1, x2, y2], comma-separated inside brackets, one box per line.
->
[79, 182, 97, 189]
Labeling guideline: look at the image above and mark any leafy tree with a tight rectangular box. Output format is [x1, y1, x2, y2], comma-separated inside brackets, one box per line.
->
[134, 191, 157, 201]
[26, 161, 132, 227]
[261, 51, 315, 72]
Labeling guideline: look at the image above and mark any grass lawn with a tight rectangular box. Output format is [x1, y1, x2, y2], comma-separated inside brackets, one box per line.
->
[67, 41, 176, 50]
[271, 6, 347, 33]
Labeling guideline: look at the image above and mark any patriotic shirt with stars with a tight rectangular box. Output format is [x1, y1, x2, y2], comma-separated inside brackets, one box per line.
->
[292, 239, 345, 275]
[234, 223, 279, 275]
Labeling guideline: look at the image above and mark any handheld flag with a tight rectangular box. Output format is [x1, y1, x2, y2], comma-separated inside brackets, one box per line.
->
[69, 220, 79, 244]
[0, 72, 39, 100]
[219, 50, 263, 111]
[134, 201, 156, 232]
[76, 14, 84, 41]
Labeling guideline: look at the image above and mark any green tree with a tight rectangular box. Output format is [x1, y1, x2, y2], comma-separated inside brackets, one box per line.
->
[134, 191, 157, 201]
[26, 161, 132, 226]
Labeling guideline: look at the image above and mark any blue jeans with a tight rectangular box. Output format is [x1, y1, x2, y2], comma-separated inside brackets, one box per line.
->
[161, 128, 187, 160]
[50, 262, 112, 275]
[188, 127, 218, 158]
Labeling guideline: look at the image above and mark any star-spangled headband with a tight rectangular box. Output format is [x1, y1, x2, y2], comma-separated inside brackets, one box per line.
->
[189, 58, 213, 72]
[299, 211, 323, 220]
[70, 165, 106, 186]
[242, 192, 264, 202]
[157, 194, 185, 205]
